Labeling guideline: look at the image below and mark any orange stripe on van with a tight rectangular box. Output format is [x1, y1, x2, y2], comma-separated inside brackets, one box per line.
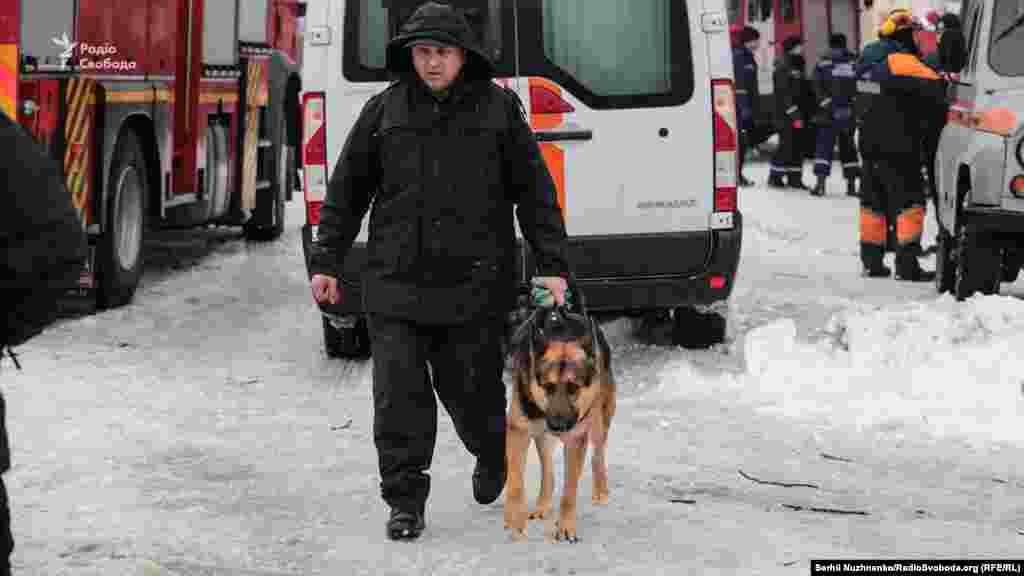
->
[528, 77, 566, 221]
[0, 44, 17, 120]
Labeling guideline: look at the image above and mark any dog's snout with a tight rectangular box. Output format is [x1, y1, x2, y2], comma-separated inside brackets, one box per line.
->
[546, 414, 577, 433]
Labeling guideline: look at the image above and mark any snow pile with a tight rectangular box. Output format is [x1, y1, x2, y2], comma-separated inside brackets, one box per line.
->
[726, 294, 1024, 446]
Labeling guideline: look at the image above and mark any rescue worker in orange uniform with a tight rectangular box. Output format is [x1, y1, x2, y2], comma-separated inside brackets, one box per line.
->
[854, 9, 947, 280]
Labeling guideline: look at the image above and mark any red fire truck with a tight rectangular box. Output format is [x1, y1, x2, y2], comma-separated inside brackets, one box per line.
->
[0, 0, 304, 308]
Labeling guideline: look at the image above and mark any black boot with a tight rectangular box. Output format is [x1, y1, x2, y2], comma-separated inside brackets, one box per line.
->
[387, 506, 426, 541]
[738, 174, 755, 187]
[811, 175, 826, 197]
[861, 244, 891, 278]
[767, 173, 787, 188]
[894, 248, 936, 282]
[846, 177, 859, 197]
[472, 456, 506, 505]
[787, 173, 809, 190]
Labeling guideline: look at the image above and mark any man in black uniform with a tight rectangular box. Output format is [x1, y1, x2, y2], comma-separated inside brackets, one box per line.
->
[810, 33, 861, 197]
[768, 36, 811, 189]
[307, 2, 572, 541]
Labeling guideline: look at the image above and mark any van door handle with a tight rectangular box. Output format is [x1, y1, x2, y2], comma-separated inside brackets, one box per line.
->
[534, 129, 593, 142]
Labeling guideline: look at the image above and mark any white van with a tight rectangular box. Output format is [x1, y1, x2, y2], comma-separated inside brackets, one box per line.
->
[932, 0, 1024, 300]
[299, 0, 742, 358]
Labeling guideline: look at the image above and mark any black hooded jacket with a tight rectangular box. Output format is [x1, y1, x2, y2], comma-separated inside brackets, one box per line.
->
[1, 112, 87, 352]
[308, 2, 570, 324]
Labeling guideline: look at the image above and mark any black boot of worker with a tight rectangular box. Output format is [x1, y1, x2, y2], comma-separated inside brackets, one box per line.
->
[811, 175, 826, 197]
[894, 247, 936, 282]
[846, 177, 859, 197]
[860, 244, 891, 278]
[787, 172, 810, 190]
[767, 173, 787, 188]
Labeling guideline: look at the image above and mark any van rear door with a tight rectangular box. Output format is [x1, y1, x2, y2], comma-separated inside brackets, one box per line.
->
[510, 0, 716, 280]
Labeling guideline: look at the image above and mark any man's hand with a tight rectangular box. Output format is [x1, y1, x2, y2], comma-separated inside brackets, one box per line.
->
[535, 276, 568, 307]
[311, 274, 341, 305]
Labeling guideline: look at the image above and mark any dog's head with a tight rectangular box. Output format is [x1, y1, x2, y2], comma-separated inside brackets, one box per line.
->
[517, 307, 604, 433]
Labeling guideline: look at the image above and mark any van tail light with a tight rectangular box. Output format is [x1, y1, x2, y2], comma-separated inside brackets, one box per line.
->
[1011, 175, 1024, 198]
[302, 91, 327, 225]
[530, 84, 575, 114]
[712, 79, 738, 215]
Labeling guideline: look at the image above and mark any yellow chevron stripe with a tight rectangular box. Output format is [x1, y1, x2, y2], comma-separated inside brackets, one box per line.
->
[0, 44, 16, 120]
[102, 88, 237, 105]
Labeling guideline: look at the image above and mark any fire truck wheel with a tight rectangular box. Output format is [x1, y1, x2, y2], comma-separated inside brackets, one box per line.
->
[97, 129, 147, 309]
[323, 316, 372, 359]
[244, 115, 288, 242]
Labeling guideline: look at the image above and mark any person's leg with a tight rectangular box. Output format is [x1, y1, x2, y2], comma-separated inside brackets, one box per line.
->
[858, 135, 889, 276]
[812, 125, 835, 196]
[366, 314, 434, 539]
[891, 161, 934, 281]
[0, 392, 11, 575]
[839, 128, 861, 197]
[768, 125, 791, 187]
[427, 316, 508, 504]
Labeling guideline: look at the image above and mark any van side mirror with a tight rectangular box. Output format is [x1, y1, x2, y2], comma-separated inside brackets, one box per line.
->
[938, 28, 967, 74]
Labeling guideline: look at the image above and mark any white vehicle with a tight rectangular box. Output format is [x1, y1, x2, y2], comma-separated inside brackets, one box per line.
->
[299, 0, 743, 358]
[933, 0, 1024, 300]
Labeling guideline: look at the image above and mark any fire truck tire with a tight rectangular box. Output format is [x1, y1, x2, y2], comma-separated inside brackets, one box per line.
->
[323, 316, 372, 359]
[97, 129, 147, 309]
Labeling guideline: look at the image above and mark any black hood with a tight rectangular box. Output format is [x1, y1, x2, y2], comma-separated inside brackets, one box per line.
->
[385, 2, 495, 82]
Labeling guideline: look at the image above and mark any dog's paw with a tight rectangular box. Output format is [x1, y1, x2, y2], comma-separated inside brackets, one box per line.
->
[528, 502, 552, 520]
[507, 528, 528, 543]
[592, 492, 609, 506]
[550, 519, 579, 543]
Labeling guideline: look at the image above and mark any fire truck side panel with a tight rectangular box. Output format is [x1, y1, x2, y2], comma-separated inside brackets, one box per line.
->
[78, 0, 149, 76]
[149, 0, 177, 77]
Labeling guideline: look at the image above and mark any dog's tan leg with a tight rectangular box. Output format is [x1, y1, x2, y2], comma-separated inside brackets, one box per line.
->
[548, 436, 587, 543]
[504, 417, 531, 541]
[590, 405, 610, 505]
[528, 432, 554, 520]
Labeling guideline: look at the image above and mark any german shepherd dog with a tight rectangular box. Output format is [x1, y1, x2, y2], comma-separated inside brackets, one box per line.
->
[504, 306, 615, 542]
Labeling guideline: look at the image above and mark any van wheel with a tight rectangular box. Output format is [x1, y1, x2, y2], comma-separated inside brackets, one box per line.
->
[97, 129, 147, 309]
[324, 316, 371, 359]
[954, 222, 1001, 301]
[934, 230, 956, 294]
[671, 306, 726, 349]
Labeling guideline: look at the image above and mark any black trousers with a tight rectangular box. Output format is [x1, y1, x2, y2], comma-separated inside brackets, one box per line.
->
[769, 125, 804, 181]
[0, 391, 12, 574]
[367, 314, 507, 512]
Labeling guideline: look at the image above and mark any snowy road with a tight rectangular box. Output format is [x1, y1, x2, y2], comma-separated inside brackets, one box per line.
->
[5, 161, 1024, 575]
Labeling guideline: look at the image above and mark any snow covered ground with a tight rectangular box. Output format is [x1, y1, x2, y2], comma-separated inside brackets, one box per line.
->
[4, 159, 1024, 574]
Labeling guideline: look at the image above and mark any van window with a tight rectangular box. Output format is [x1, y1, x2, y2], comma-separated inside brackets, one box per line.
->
[541, 0, 671, 96]
[20, 0, 77, 68]
[748, 0, 772, 22]
[517, 0, 695, 109]
[988, 0, 1024, 76]
[344, 0, 505, 82]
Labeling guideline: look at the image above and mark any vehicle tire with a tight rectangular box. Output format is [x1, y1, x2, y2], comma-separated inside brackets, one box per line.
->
[97, 129, 147, 309]
[1002, 250, 1021, 283]
[243, 115, 287, 241]
[954, 221, 1001, 301]
[934, 229, 956, 294]
[323, 315, 371, 359]
[671, 306, 727, 349]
